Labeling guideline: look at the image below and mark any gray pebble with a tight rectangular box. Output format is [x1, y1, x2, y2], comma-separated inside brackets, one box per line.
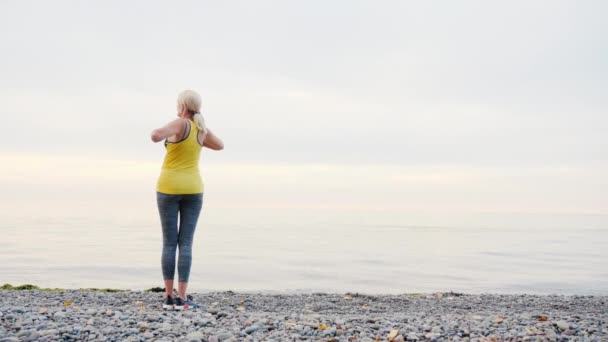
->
[16, 330, 30, 337]
[41, 329, 58, 336]
[186, 331, 204, 342]
[556, 320, 569, 331]
[244, 324, 259, 334]
[25, 332, 41, 342]
[217, 332, 233, 340]
[0, 338, 19, 342]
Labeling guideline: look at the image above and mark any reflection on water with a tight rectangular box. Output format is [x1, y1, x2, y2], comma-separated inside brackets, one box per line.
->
[1, 208, 607, 295]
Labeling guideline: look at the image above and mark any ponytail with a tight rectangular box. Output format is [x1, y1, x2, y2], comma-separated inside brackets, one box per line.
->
[177, 89, 207, 134]
[192, 112, 207, 134]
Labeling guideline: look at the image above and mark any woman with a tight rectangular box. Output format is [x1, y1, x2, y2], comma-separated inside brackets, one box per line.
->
[150, 90, 224, 310]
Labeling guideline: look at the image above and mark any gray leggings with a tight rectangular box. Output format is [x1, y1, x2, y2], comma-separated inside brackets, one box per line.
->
[156, 192, 203, 282]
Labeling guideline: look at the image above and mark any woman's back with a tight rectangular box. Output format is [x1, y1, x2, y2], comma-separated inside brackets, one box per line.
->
[157, 119, 204, 194]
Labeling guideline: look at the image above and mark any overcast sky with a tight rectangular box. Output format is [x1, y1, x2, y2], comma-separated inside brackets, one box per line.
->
[1, 0, 606, 165]
[0, 1, 607, 217]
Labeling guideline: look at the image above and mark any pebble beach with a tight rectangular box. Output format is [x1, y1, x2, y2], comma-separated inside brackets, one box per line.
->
[0, 289, 606, 341]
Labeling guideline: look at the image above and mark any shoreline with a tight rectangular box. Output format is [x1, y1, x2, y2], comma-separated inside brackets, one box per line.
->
[3, 283, 605, 297]
[1, 286, 606, 341]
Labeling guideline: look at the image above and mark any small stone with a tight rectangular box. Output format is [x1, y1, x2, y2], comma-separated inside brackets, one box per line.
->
[143, 331, 154, 338]
[388, 329, 399, 341]
[217, 333, 233, 341]
[53, 311, 67, 319]
[17, 330, 31, 337]
[324, 327, 337, 336]
[407, 332, 420, 340]
[186, 331, 204, 342]
[38, 308, 48, 314]
[244, 325, 259, 334]
[41, 329, 59, 336]
[158, 322, 172, 332]
[0, 337, 20, 342]
[147, 314, 160, 322]
[25, 331, 41, 342]
[556, 321, 569, 331]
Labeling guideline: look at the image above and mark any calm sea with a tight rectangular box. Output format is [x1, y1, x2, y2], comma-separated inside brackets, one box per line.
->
[2, 207, 607, 295]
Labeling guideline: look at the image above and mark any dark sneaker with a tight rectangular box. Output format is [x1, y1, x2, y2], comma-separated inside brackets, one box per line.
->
[174, 295, 199, 310]
[183, 295, 200, 310]
[162, 295, 174, 310]
[174, 296, 186, 311]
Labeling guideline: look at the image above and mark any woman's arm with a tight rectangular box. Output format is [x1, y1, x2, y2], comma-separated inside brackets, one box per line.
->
[203, 129, 224, 150]
[151, 119, 185, 143]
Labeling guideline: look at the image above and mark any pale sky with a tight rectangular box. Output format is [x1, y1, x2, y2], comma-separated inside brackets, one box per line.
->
[1, 1, 607, 217]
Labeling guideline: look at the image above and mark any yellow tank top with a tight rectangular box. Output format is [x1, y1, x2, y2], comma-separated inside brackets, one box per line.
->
[156, 119, 204, 194]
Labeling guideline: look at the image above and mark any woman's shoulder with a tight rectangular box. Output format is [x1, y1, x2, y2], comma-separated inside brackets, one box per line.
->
[171, 118, 192, 131]
[163, 117, 189, 127]
[175, 117, 190, 124]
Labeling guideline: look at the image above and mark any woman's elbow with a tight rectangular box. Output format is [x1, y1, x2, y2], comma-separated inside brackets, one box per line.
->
[150, 130, 163, 143]
[206, 142, 224, 150]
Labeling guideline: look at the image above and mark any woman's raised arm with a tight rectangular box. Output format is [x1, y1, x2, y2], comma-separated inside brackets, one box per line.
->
[151, 119, 185, 143]
[202, 129, 224, 150]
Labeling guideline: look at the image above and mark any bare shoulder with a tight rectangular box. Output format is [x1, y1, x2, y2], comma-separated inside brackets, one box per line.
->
[151, 117, 189, 143]
[169, 117, 188, 126]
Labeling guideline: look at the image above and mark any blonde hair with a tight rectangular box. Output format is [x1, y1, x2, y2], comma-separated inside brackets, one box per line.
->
[177, 89, 207, 133]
